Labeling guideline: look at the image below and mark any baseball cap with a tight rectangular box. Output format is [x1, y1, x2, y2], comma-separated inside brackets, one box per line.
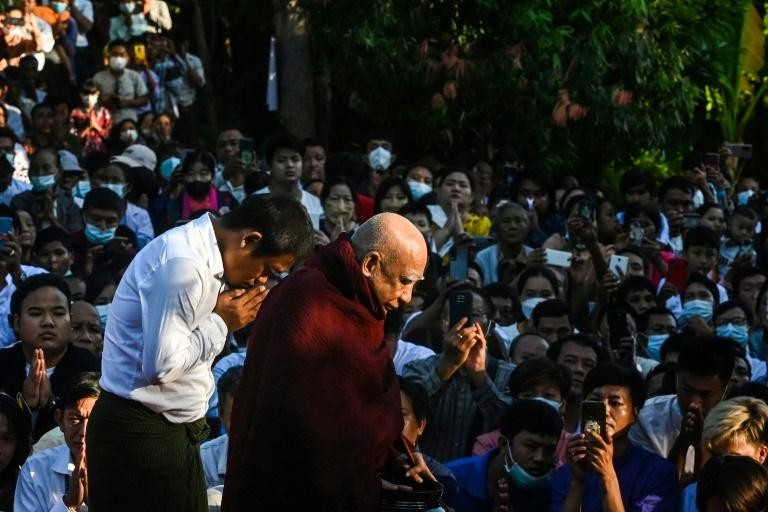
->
[58, 150, 82, 173]
[111, 144, 157, 172]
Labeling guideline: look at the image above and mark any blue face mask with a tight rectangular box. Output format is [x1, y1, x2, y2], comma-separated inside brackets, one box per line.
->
[84, 223, 117, 246]
[51, 1, 67, 13]
[503, 443, 550, 489]
[646, 334, 668, 362]
[95, 304, 110, 330]
[716, 323, 749, 345]
[74, 180, 91, 199]
[30, 174, 57, 192]
[682, 299, 713, 323]
[737, 190, 755, 206]
[408, 180, 432, 201]
[100, 183, 125, 198]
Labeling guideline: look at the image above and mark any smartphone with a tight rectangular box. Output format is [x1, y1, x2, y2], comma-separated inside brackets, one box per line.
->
[0, 217, 11, 249]
[683, 213, 700, 229]
[239, 137, 255, 165]
[667, 258, 688, 294]
[724, 143, 753, 160]
[545, 249, 572, 269]
[133, 44, 147, 66]
[5, 16, 24, 26]
[703, 152, 720, 168]
[607, 310, 630, 350]
[449, 290, 473, 328]
[578, 198, 594, 221]
[630, 223, 645, 247]
[449, 245, 469, 281]
[581, 400, 607, 441]
[609, 254, 629, 275]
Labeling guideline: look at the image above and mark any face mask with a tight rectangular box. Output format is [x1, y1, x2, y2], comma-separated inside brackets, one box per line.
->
[119, 2, 135, 14]
[368, 147, 392, 171]
[74, 180, 91, 199]
[84, 223, 117, 245]
[81, 94, 98, 109]
[109, 56, 128, 72]
[408, 180, 432, 201]
[226, 181, 246, 203]
[646, 334, 668, 362]
[100, 183, 125, 199]
[682, 299, 713, 323]
[120, 129, 138, 143]
[532, 396, 561, 412]
[716, 323, 749, 344]
[51, 1, 67, 13]
[95, 304, 110, 330]
[503, 443, 550, 490]
[160, 157, 181, 180]
[737, 190, 755, 206]
[30, 174, 57, 192]
[692, 189, 704, 209]
[185, 180, 211, 199]
[521, 297, 546, 320]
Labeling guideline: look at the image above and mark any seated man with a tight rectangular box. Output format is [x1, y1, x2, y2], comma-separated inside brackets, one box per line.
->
[70, 301, 103, 356]
[629, 336, 735, 482]
[680, 396, 768, 511]
[448, 399, 563, 512]
[33, 226, 74, 276]
[403, 285, 513, 462]
[0, 274, 99, 439]
[553, 363, 679, 511]
[14, 372, 100, 511]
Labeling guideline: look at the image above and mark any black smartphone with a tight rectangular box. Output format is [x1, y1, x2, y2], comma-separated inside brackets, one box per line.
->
[449, 290, 473, 328]
[683, 213, 700, 229]
[239, 137, 255, 165]
[607, 310, 629, 350]
[724, 143, 753, 160]
[581, 400, 607, 441]
[449, 245, 469, 281]
[578, 197, 594, 221]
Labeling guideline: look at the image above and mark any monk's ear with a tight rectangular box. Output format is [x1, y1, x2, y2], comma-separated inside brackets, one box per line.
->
[360, 251, 382, 278]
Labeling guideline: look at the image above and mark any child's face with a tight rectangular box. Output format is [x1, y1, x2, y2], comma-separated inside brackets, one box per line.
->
[728, 214, 757, 242]
[36, 241, 71, 276]
[685, 245, 718, 274]
[404, 213, 431, 239]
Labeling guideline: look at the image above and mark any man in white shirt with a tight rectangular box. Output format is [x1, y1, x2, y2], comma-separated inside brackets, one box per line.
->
[254, 134, 323, 229]
[15, 372, 100, 512]
[86, 194, 314, 511]
[629, 335, 735, 481]
[0, 129, 31, 205]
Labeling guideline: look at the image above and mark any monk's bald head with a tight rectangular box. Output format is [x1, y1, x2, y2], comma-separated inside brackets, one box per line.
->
[352, 213, 428, 311]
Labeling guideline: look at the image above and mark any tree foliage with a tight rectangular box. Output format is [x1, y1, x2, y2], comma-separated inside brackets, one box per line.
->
[299, 0, 748, 178]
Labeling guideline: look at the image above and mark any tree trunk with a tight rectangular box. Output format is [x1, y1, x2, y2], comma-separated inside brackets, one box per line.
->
[272, 0, 316, 138]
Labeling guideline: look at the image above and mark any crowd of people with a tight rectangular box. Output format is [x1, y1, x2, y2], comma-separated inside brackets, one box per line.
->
[0, 0, 765, 511]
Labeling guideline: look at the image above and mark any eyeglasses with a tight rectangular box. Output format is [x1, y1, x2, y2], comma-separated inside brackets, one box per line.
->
[715, 318, 748, 327]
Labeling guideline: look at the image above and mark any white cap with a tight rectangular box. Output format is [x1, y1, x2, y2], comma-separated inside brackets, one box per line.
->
[111, 144, 157, 172]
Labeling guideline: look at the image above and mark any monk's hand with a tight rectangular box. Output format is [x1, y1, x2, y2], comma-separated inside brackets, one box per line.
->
[214, 286, 268, 331]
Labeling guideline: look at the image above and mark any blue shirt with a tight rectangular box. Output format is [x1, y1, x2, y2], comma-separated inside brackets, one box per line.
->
[551, 441, 679, 512]
[446, 448, 552, 512]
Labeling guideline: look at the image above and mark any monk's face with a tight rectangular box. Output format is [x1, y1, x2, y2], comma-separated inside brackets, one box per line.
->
[367, 242, 427, 312]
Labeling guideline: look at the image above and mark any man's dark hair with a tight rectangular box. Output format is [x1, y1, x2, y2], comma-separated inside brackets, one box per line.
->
[696, 455, 768, 512]
[34, 226, 73, 254]
[398, 202, 432, 224]
[43, 94, 69, 110]
[616, 276, 656, 305]
[83, 187, 124, 215]
[11, 273, 71, 318]
[619, 168, 656, 196]
[546, 333, 609, 365]
[263, 133, 304, 165]
[624, 202, 662, 234]
[714, 300, 754, 328]
[483, 282, 515, 301]
[583, 363, 647, 410]
[658, 176, 693, 202]
[507, 357, 571, 399]
[684, 273, 720, 307]
[646, 362, 679, 397]
[30, 103, 52, 119]
[727, 382, 768, 402]
[221, 194, 314, 261]
[108, 39, 129, 51]
[532, 299, 571, 328]
[660, 333, 686, 362]
[84, 272, 117, 305]
[57, 372, 101, 411]
[398, 377, 430, 423]
[637, 306, 677, 333]
[684, 226, 720, 252]
[731, 204, 759, 222]
[217, 366, 243, 401]
[516, 266, 560, 297]
[499, 399, 563, 442]
[0, 126, 18, 144]
[732, 267, 766, 296]
[677, 336, 737, 385]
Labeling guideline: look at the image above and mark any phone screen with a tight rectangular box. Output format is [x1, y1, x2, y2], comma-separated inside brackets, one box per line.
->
[581, 400, 607, 440]
[239, 137, 255, 165]
[607, 310, 629, 350]
[449, 245, 469, 281]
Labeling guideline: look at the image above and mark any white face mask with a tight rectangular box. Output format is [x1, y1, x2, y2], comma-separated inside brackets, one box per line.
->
[81, 94, 98, 109]
[109, 56, 128, 72]
[368, 147, 392, 171]
[408, 180, 432, 201]
[120, 129, 138, 143]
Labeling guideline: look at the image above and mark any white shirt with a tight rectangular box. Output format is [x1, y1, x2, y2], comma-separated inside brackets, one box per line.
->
[3, 101, 25, 141]
[99, 214, 229, 423]
[73, 0, 94, 47]
[0, 177, 31, 205]
[254, 187, 323, 229]
[15, 443, 87, 512]
[174, 53, 205, 107]
[629, 394, 694, 473]
[393, 339, 435, 375]
[123, 201, 155, 248]
[474, 243, 532, 286]
[0, 265, 48, 348]
[200, 434, 228, 488]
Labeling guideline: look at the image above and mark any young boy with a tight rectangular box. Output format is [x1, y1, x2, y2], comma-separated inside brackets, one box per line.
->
[91, 163, 154, 248]
[33, 226, 74, 276]
[719, 205, 758, 279]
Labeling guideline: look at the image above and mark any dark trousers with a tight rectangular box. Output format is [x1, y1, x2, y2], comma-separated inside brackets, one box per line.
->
[86, 391, 210, 511]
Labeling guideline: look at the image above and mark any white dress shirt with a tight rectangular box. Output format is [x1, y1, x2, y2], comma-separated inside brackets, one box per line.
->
[99, 214, 228, 423]
[200, 434, 228, 488]
[14, 443, 87, 512]
[0, 265, 48, 348]
[629, 393, 694, 473]
[393, 339, 435, 376]
[254, 186, 323, 229]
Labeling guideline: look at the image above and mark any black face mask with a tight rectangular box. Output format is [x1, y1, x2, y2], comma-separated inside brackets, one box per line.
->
[185, 180, 211, 199]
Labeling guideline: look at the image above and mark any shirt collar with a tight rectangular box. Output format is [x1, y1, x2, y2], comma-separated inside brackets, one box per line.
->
[194, 213, 224, 280]
[51, 444, 73, 476]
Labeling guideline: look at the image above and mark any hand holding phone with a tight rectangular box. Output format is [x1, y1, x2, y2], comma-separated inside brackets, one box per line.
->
[449, 290, 473, 328]
[581, 400, 608, 441]
[239, 137, 255, 165]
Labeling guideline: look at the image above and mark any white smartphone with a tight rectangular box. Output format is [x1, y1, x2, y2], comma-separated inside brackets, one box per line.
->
[609, 254, 629, 275]
[545, 249, 572, 268]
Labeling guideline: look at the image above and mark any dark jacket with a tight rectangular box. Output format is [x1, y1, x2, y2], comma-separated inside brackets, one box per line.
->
[0, 342, 100, 440]
[10, 188, 83, 233]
